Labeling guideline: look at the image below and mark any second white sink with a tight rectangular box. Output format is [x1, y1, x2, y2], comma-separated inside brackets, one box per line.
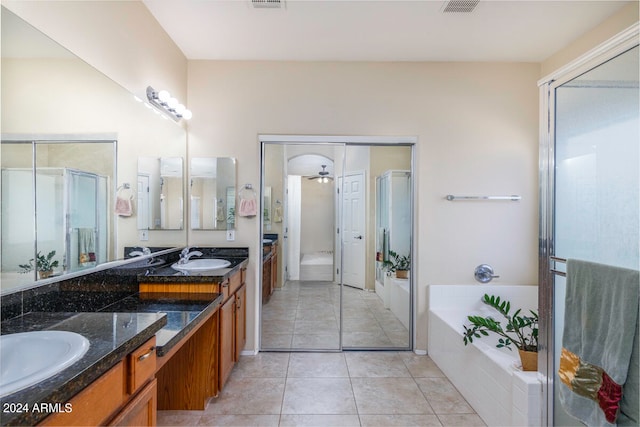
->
[0, 330, 90, 397]
[171, 258, 231, 272]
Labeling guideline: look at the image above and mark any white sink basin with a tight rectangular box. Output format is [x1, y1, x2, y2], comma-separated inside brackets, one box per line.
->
[263, 239, 272, 244]
[171, 258, 231, 272]
[0, 331, 90, 397]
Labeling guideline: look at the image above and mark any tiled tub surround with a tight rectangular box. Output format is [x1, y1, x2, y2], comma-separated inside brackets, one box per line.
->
[428, 285, 541, 427]
[0, 311, 166, 426]
[0, 247, 249, 425]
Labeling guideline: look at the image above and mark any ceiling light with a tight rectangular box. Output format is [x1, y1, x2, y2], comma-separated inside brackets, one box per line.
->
[146, 86, 192, 121]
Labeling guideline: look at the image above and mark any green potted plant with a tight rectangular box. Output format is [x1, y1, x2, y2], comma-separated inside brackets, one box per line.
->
[462, 294, 539, 371]
[383, 250, 411, 279]
[19, 250, 60, 279]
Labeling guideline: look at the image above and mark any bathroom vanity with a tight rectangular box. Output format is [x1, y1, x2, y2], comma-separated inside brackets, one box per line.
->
[0, 247, 249, 425]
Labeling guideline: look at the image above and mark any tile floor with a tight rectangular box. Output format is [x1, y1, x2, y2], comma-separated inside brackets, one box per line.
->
[261, 281, 410, 350]
[157, 351, 485, 427]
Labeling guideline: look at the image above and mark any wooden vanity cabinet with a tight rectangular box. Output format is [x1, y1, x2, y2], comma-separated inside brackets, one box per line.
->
[262, 242, 278, 304]
[218, 269, 247, 390]
[40, 337, 157, 427]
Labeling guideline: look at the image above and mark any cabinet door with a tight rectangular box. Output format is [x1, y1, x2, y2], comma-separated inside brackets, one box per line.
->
[109, 379, 157, 427]
[218, 295, 235, 390]
[234, 284, 246, 361]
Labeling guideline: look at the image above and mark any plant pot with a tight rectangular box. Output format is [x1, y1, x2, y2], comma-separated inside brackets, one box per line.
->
[518, 349, 538, 371]
[38, 270, 54, 279]
[396, 269, 408, 279]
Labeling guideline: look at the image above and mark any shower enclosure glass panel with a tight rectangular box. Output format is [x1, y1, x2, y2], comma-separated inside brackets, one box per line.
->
[552, 45, 639, 425]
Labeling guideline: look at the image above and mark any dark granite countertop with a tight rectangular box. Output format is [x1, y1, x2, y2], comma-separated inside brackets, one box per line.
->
[100, 292, 224, 356]
[137, 256, 248, 284]
[0, 311, 166, 426]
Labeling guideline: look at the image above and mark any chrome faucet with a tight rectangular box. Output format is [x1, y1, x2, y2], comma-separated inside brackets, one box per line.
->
[178, 248, 203, 264]
[130, 247, 151, 257]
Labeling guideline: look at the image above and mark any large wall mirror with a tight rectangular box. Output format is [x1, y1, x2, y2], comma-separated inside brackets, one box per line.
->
[138, 157, 185, 230]
[189, 157, 237, 230]
[0, 7, 187, 293]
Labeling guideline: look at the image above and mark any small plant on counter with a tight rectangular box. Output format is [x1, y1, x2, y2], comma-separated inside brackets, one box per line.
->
[462, 294, 539, 370]
[19, 250, 60, 278]
[383, 250, 411, 279]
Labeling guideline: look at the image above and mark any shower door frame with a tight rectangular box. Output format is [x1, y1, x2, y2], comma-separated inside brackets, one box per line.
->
[537, 24, 639, 426]
[258, 134, 417, 352]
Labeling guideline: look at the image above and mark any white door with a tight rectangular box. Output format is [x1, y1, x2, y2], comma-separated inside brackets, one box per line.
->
[341, 170, 366, 289]
[137, 174, 150, 230]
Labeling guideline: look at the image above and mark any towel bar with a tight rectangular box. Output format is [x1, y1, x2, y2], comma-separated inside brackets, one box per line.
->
[550, 256, 567, 276]
[445, 194, 521, 201]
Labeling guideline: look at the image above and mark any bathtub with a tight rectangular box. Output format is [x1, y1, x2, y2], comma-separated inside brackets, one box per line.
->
[428, 285, 541, 427]
[389, 276, 410, 329]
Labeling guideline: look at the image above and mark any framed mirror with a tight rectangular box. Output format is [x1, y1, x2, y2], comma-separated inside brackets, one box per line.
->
[138, 157, 184, 230]
[189, 157, 236, 231]
[1, 7, 187, 294]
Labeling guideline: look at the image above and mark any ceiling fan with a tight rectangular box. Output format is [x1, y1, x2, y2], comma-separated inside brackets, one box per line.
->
[308, 165, 333, 183]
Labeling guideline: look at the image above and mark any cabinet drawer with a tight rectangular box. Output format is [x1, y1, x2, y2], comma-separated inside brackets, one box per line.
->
[127, 337, 156, 395]
[229, 271, 242, 295]
[40, 362, 125, 426]
[140, 283, 220, 294]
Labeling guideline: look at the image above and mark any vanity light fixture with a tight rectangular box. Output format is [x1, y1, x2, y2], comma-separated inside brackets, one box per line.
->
[146, 86, 192, 121]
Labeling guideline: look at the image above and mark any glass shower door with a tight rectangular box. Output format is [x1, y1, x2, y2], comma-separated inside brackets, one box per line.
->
[552, 45, 639, 425]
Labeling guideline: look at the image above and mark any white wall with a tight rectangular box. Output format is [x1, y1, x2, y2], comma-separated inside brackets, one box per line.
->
[2, 0, 187, 102]
[300, 179, 334, 255]
[187, 61, 541, 351]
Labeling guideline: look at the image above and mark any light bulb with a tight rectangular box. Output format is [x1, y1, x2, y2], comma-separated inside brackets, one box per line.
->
[317, 178, 322, 183]
[167, 97, 179, 109]
[182, 109, 193, 120]
[158, 90, 171, 103]
[175, 104, 186, 115]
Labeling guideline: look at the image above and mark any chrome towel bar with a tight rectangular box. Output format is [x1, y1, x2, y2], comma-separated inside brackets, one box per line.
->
[550, 256, 567, 277]
[445, 194, 521, 201]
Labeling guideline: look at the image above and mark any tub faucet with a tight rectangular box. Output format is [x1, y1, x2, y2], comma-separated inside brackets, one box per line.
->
[179, 248, 203, 264]
[474, 264, 500, 283]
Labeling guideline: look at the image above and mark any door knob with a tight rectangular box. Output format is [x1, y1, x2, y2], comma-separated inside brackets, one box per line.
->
[354, 235, 363, 240]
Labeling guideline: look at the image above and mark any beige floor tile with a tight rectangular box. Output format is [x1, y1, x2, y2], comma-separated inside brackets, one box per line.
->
[291, 333, 340, 349]
[233, 352, 290, 378]
[359, 414, 443, 426]
[197, 414, 280, 426]
[399, 353, 446, 378]
[261, 333, 293, 349]
[206, 377, 285, 415]
[351, 377, 434, 415]
[287, 352, 349, 377]
[157, 410, 203, 426]
[415, 378, 474, 414]
[437, 413, 486, 426]
[345, 352, 412, 377]
[279, 414, 361, 426]
[282, 377, 357, 415]
[342, 331, 393, 347]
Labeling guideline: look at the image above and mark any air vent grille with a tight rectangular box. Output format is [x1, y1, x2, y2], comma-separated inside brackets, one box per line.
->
[252, 0, 283, 8]
[442, 0, 480, 13]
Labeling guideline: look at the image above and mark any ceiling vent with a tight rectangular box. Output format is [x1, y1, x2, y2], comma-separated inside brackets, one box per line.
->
[252, 0, 283, 8]
[442, 0, 480, 13]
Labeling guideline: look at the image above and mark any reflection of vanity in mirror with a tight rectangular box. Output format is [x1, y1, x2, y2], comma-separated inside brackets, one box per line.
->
[138, 157, 184, 230]
[0, 7, 187, 293]
[189, 157, 236, 231]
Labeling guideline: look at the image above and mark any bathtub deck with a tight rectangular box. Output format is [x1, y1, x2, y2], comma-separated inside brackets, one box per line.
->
[428, 285, 541, 427]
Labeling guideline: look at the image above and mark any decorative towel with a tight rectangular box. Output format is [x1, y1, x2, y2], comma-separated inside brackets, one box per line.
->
[78, 228, 96, 264]
[238, 198, 257, 217]
[558, 259, 639, 426]
[115, 195, 133, 217]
